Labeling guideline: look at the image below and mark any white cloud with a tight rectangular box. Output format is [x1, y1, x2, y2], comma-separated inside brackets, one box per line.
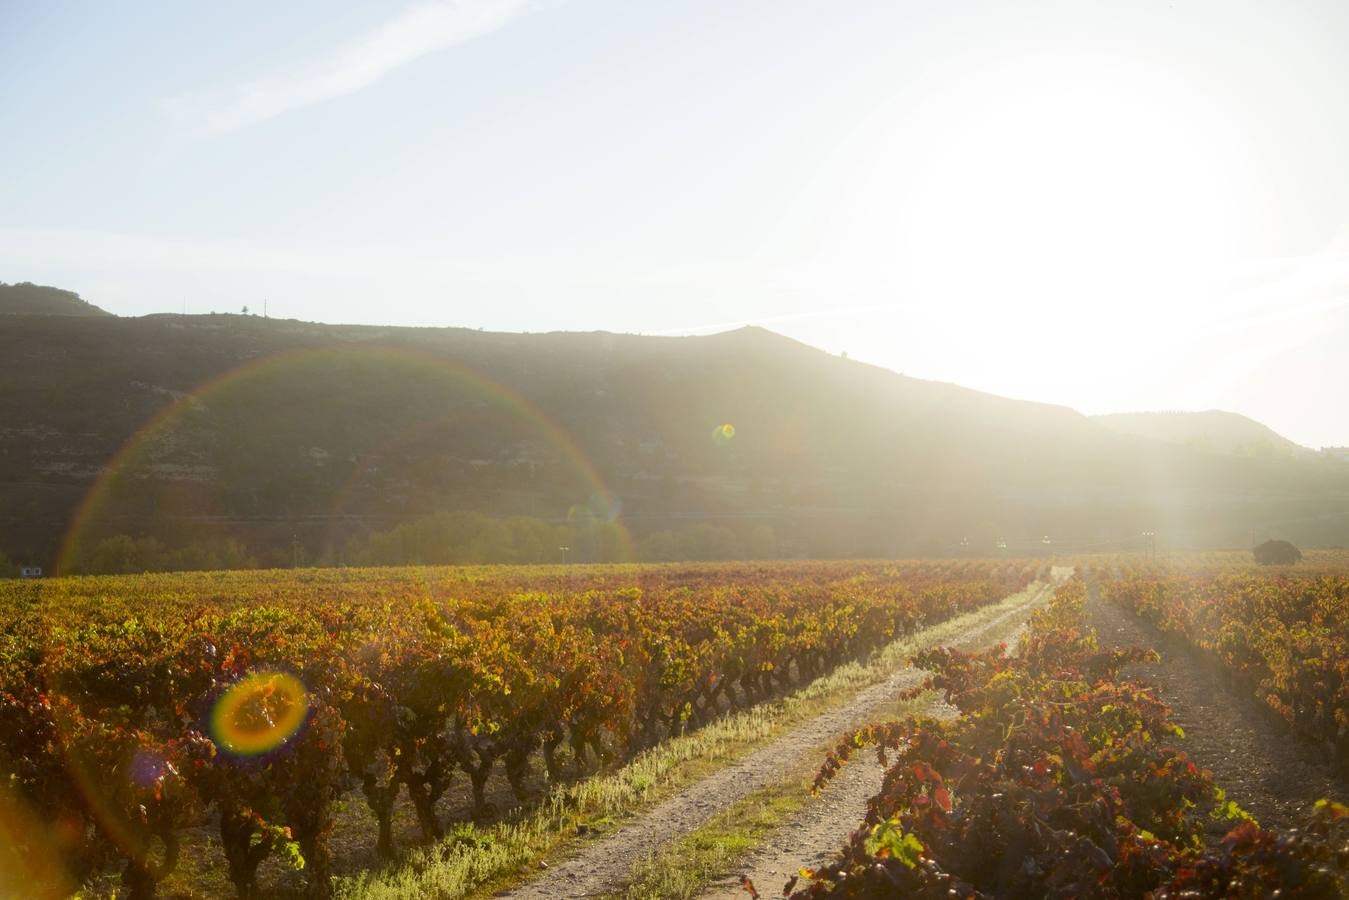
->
[164, 0, 536, 136]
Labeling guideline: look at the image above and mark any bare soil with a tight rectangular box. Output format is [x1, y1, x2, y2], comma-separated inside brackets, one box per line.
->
[502, 578, 1060, 900]
[697, 699, 964, 900]
[1083, 579, 1345, 831]
[699, 614, 1038, 900]
[702, 571, 1349, 900]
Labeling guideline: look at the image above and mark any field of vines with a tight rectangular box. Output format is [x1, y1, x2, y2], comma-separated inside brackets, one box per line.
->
[1092, 561, 1349, 776]
[0, 560, 1039, 899]
[780, 577, 1349, 899]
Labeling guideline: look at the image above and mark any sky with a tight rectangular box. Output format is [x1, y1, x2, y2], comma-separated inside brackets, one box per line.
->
[2, 0, 1348, 447]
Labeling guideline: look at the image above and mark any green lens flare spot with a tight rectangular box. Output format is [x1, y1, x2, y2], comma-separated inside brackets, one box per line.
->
[210, 671, 308, 756]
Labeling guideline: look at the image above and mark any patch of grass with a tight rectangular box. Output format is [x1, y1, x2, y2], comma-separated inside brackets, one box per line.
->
[601, 690, 944, 900]
[606, 777, 812, 900]
[335, 582, 1051, 900]
[608, 605, 1049, 900]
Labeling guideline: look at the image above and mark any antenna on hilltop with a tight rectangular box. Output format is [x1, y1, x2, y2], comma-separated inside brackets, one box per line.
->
[264, 297, 268, 318]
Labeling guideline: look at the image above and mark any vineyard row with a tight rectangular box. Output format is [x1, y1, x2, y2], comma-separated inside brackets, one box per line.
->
[779, 577, 1348, 899]
[1092, 565, 1349, 775]
[0, 560, 1040, 899]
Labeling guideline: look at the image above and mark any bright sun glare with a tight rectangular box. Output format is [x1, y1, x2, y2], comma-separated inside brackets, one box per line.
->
[903, 54, 1239, 290]
[779, 48, 1265, 413]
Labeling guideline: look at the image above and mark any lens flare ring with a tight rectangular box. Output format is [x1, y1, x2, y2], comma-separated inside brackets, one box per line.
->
[209, 671, 309, 757]
[58, 344, 636, 571]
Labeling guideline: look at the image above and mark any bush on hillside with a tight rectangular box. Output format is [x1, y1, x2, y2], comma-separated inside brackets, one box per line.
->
[1253, 538, 1302, 565]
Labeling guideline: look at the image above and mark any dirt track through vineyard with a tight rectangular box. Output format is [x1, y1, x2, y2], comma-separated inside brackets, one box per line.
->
[1084, 579, 1345, 831]
[696, 668, 973, 900]
[699, 592, 1045, 900]
[501, 577, 1061, 900]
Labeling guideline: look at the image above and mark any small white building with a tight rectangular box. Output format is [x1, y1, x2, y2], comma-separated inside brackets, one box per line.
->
[20, 566, 43, 579]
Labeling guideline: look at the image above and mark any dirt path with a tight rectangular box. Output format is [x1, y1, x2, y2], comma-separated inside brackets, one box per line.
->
[699, 691, 966, 900]
[1084, 579, 1345, 830]
[700, 598, 1046, 900]
[501, 577, 1061, 900]
[703, 570, 1345, 900]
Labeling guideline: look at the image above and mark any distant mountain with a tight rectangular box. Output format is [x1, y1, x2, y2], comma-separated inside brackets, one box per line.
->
[1091, 410, 1315, 460]
[0, 281, 112, 317]
[1, 293, 1347, 568]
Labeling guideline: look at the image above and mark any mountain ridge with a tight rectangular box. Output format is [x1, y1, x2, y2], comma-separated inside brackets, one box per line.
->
[0, 281, 112, 317]
[1091, 409, 1313, 459]
[2, 291, 1346, 567]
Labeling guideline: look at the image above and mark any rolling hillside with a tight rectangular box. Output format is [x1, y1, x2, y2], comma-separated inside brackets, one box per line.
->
[1092, 410, 1315, 459]
[0, 281, 112, 317]
[3, 288, 1348, 568]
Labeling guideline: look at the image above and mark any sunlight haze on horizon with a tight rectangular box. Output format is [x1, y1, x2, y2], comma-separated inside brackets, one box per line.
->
[3, 0, 1348, 446]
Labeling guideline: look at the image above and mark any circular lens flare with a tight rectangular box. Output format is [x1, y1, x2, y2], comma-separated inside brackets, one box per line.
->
[128, 747, 170, 788]
[209, 672, 308, 756]
[57, 346, 638, 572]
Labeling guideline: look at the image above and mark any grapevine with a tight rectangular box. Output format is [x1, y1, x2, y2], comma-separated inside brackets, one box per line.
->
[784, 577, 1348, 899]
[0, 560, 1038, 897]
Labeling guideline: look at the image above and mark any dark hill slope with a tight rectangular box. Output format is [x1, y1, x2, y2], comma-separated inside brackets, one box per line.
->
[0, 281, 112, 316]
[1, 313, 1346, 566]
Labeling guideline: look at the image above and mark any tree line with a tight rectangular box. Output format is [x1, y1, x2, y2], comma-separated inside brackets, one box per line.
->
[9, 511, 787, 575]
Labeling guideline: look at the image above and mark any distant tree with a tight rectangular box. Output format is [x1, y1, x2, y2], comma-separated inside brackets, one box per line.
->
[166, 537, 256, 572]
[1253, 538, 1301, 565]
[86, 534, 168, 574]
[680, 523, 741, 561]
[345, 510, 572, 567]
[0, 551, 17, 578]
[740, 524, 778, 559]
[638, 529, 679, 562]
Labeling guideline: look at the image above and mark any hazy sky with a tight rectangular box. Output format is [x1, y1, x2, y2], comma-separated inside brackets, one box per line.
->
[3, 1, 1348, 446]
